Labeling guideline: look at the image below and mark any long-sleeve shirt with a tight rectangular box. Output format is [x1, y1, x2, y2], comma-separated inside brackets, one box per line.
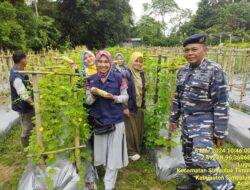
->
[86, 88, 128, 105]
[13, 78, 30, 101]
[169, 59, 229, 139]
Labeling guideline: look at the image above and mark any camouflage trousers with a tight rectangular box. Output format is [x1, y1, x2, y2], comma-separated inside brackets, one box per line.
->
[181, 130, 234, 190]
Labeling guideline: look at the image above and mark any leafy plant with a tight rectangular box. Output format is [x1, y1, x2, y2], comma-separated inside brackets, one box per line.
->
[107, 47, 186, 149]
[26, 66, 90, 187]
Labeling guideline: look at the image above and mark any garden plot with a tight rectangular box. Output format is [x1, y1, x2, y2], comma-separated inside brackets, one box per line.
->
[229, 77, 250, 112]
[0, 97, 19, 137]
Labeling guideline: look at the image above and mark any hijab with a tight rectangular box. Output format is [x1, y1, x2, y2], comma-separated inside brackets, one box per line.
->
[114, 53, 127, 73]
[81, 50, 97, 76]
[128, 52, 144, 107]
[95, 50, 113, 83]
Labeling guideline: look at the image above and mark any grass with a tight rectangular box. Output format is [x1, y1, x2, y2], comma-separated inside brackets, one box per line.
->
[1, 126, 249, 190]
[0, 125, 26, 190]
[96, 156, 184, 190]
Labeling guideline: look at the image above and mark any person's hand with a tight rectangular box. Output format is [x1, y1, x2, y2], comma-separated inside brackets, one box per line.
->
[214, 137, 225, 148]
[169, 121, 177, 133]
[29, 102, 35, 108]
[69, 62, 78, 69]
[123, 108, 130, 117]
[105, 93, 117, 101]
[90, 88, 98, 96]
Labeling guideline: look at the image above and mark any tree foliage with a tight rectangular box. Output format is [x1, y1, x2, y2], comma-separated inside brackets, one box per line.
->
[0, 0, 249, 49]
[58, 0, 133, 50]
[135, 16, 164, 46]
[1, 0, 133, 50]
[0, 1, 61, 51]
[178, 0, 250, 44]
[0, 1, 25, 50]
[143, 0, 179, 34]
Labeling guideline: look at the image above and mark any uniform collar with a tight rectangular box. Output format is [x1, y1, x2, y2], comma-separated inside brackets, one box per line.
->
[188, 58, 207, 70]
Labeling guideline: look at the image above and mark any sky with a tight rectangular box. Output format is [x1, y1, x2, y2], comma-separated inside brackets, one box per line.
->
[129, 0, 201, 22]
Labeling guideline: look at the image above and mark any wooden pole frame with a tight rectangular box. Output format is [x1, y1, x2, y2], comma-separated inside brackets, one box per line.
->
[15, 70, 84, 170]
[27, 145, 86, 158]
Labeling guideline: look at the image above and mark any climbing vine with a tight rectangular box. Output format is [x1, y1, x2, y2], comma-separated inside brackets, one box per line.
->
[107, 47, 186, 149]
[26, 66, 91, 188]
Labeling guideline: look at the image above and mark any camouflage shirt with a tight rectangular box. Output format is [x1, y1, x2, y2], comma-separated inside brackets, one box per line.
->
[169, 59, 229, 139]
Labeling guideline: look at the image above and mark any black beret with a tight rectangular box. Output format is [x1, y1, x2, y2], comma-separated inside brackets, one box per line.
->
[183, 33, 207, 47]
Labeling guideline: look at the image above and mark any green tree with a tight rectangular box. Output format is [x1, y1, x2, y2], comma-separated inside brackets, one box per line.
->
[37, 0, 59, 21]
[57, 0, 87, 47]
[177, 0, 250, 44]
[36, 16, 61, 50]
[220, 2, 250, 32]
[15, 3, 61, 51]
[0, 1, 61, 51]
[15, 4, 38, 49]
[0, 1, 25, 50]
[169, 8, 193, 33]
[7, 0, 25, 5]
[193, 0, 215, 30]
[136, 15, 164, 45]
[143, 0, 179, 34]
[58, 0, 133, 49]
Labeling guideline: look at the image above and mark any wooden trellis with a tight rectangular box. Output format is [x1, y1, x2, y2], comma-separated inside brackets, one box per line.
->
[1, 48, 250, 111]
[15, 70, 86, 171]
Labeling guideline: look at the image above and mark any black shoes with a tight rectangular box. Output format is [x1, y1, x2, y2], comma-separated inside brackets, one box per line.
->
[176, 177, 203, 190]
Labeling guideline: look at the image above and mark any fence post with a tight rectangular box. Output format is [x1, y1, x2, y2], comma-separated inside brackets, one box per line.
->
[239, 50, 249, 111]
[71, 76, 81, 172]
[0, 56, 5, 96]
[41, 53, 46, 67]
[32, 74, 45, 165]
[154, 55, 161, 104]
[229, 49, 236, 92]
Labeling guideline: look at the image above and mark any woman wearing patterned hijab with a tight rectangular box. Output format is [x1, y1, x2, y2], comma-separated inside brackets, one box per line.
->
[85, 50, 129, 190]
[124, 52, 146, 161]
[112, 53, 127, 74]
[81, 50, 97, 76]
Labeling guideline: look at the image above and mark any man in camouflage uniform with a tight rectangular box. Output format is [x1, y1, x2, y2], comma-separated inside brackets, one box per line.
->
[169, 33, 235, 190]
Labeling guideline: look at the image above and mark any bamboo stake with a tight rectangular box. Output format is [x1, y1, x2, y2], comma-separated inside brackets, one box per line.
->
[239, 52, 249, 111]
[0, 57, 5, 95]
[3, 55, 11, 93]
[32, 52, 36, 68]
[74, 127, 81, 172]
[32, 74, 45, 165]
[37, 54, 40, 67]
[41, 52, 46, 67]
[15, 70, 85, 169]
[6, 52, 12, 70]
[223, 51, 229, 71]
[16, 70, 81, 76]
[154, 55, 161, 104]
[55, 50, 59, 65]
[228, 50, 235, 92]
[27, 145, 86, 158]
[40, 66, 67, 70]
[71, 76, 81, 173]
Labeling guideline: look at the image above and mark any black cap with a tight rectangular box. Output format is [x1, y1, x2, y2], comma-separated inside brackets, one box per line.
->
[183, 33, 207, 47]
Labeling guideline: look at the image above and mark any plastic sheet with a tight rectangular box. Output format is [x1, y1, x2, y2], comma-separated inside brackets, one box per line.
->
[227, 108, 250, 148]
[18, 157, 97, 190]
[229, 78, 250, 112]
[0, 102, 19, 137]
[147, 129, 186, 181]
